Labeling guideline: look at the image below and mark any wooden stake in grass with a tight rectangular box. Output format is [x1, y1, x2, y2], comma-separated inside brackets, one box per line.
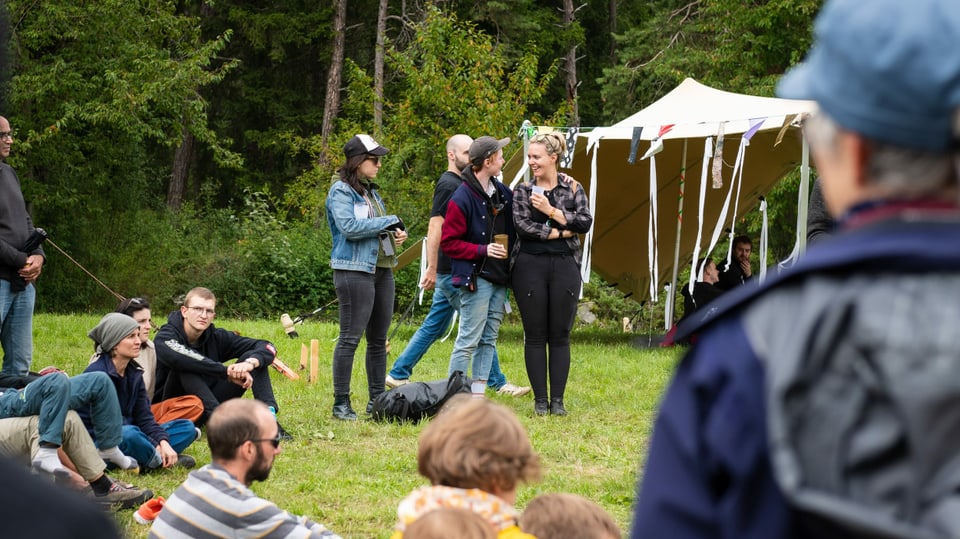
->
[309, 339, 320, 383]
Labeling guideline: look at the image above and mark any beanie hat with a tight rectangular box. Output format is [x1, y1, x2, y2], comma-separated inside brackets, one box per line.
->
[88, 313, 139, 355]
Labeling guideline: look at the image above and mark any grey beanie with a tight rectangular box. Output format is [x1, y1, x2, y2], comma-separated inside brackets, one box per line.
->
[88, 312, 139, 354]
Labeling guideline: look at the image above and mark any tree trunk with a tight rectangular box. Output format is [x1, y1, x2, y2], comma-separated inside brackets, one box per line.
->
[167, 127, 195, 211]
[373, 0, 388, 134]
[563, 0, 580, 127]
[609, 0, 618, 61]
[320, 0, 347, 164]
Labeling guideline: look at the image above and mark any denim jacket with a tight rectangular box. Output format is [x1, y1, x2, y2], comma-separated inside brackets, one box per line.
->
[326, 180, 401, 274]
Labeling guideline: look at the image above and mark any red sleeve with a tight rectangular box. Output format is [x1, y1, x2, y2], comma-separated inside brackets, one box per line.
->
[441, 201, 485, 260]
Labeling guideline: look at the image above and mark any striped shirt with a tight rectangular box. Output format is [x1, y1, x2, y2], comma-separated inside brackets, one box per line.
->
[149, 464, 341, 539]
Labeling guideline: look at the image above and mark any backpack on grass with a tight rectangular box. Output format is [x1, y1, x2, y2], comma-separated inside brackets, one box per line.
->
[370, 371, 470, 423]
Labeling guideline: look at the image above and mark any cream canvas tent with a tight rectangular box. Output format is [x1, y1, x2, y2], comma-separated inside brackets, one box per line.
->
[506, 78, 817, 318]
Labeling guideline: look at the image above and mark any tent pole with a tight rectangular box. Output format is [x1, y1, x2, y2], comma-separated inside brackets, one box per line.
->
[798, 136, 810, 254]
[666, 139, 688, 329]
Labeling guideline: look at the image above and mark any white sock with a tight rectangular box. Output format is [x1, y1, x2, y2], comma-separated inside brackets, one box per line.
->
[471, 381, 487, 398]
[99, 447, 138, 470]
[32, 446, 67, 475]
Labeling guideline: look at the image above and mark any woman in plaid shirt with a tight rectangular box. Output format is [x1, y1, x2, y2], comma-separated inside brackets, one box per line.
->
[511, 132, 593, 416]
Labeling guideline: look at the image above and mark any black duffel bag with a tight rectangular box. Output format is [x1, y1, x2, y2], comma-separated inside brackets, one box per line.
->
[370, 370, 471, 423]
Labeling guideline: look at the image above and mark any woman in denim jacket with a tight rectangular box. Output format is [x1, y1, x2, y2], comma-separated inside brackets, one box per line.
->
[325, 134, 407, 420]
[511, 132, 593, 416]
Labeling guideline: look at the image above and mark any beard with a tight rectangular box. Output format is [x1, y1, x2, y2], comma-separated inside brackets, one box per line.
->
[244, 444, 274, 484]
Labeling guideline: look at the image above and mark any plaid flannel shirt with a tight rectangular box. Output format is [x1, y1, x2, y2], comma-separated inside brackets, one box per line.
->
[511, 172, 593, 267]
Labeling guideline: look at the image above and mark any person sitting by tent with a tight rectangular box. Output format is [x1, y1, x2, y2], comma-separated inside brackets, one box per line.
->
[716, 235, 753, 290]
[679, 258, 724, 321]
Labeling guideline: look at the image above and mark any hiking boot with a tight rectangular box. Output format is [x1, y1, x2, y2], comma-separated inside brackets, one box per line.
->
[332, 395, 357, 421]
[385, 375, 409, 389]
[175, 454, 196, 469]
[550, 397, 567, 416]
[534, 398, 549, 416]
[94, 480, 153, 510]
[496, 383, 532, 397]
[133, 496, 165, 525]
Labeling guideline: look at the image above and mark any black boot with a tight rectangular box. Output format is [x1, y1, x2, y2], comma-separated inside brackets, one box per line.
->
[332, 395, 357, 421]
[534, 398, 549, 416]
[550, 397, 567, 416]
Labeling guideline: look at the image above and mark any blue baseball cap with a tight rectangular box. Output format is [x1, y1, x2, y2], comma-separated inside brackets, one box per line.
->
[778, 0, 960, 152]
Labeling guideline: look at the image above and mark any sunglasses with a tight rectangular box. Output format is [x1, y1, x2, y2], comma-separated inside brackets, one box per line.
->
[250, 433, 281, 448]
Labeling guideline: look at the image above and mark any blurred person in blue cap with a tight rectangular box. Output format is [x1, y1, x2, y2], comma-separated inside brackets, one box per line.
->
[630, 0, 960, 538]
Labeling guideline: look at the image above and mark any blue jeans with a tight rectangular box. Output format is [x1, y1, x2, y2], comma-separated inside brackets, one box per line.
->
[448, 278, 507, 382]
[0, 372, 123, 448]
[119, 419, 197, 469]
[389, 274, 507, 388]
[0, 280, 34, 376]
[333, 268, 394, 399]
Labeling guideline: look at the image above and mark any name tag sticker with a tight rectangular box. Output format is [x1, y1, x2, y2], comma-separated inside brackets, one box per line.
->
[354, 203, 369, 219]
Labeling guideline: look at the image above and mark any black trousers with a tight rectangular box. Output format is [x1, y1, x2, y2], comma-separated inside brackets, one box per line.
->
[511, 251, 581, 402]
[162, 367, 278, 426]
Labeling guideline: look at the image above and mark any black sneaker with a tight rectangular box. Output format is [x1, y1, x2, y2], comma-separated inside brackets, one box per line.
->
[94, 481, 153, 510]
[277, 422, 294, 441]
[175, 454, 196, 469]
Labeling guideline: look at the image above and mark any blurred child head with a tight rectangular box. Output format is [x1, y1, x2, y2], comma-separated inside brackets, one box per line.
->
[417, 395, 541, 504]
[520, 493, 622, 539]
[405, 508, 496, 539]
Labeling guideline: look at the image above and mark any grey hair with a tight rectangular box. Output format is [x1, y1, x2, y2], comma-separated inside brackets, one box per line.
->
[804, 111, 957, 199]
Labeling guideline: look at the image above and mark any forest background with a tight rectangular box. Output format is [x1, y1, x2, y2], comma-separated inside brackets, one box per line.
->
[0, 0, 822, 322]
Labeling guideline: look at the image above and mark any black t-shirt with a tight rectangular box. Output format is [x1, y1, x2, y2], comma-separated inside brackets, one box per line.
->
[431, 171, 462, 275]
[519, 188, 572, 256]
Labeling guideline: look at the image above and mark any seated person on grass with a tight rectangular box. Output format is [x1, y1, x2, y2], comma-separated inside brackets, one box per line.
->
[520, 492, 622, 539]
[113, 296, 204, 425]
[679, 258, 724, 321]
[0, 411, 152, 509]
[149, 398, 341, 539]
[154, 287, 289, 438]
[0, 370, 138, 475]
[391, 395, 541, 539]
[81, 313, 198, 472]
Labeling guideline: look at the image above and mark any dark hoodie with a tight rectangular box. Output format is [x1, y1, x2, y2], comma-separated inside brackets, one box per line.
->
[152, 310, 276, 402]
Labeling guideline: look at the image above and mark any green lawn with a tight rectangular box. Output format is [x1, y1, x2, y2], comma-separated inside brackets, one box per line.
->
[32, 313, 681, 538]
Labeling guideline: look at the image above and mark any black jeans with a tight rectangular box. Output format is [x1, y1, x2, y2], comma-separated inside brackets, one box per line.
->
[332, 268, 395, 399]
[162, 367, 278, 426]
[511, 251, 581, 402]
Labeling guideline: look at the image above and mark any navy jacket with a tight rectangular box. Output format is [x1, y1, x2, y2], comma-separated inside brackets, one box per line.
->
[81, 354, 169, 446]
[632, 201, 960, 539]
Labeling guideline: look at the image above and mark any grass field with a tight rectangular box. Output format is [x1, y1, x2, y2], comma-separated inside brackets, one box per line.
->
[32, 312, 681, 538]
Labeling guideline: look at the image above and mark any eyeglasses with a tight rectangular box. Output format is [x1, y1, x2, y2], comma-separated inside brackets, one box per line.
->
[185, 305, 216, 317]
[250, 433, 281, 448]
[0, 131, 14, 140]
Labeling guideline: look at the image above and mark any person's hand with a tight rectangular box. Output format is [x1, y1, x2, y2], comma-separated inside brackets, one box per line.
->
[227, 366, 253, 389]
[420, 267, 436, 291]
[487, 242, 508, 260]
[530, 192, 555, 216]
[739, 258, 752, 277]
[19, 255, 44, 283]
[394, 229, 408, 246]
[158, 440, 178, 468]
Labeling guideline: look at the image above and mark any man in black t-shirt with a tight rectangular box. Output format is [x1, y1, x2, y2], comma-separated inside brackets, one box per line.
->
[386, 135, 530, 398]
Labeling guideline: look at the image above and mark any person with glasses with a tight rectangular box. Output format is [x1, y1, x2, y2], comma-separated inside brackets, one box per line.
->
[149, 398, 342, 538]
[81, 313, 198, 472]
[154, 288, 289, 439]
[326, 134, 407, 420]
[0, 116, 45, 386]
[511, 132, 593, 416]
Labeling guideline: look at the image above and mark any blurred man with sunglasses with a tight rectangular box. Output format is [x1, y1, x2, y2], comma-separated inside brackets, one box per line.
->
[0, 116, 45, 387]
[154, 287, 289, 440]
[149, 399, 341, 538]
